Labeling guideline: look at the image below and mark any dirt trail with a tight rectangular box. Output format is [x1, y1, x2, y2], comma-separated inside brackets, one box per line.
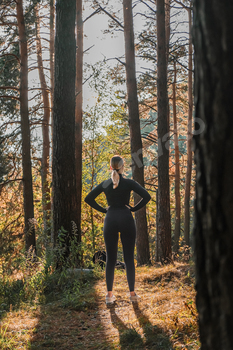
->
[1, 263, 199, 349]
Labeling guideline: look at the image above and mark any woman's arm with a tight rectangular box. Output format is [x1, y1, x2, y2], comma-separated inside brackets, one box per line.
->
[129, 180, 151, 212]
[84, 183, 107, 213]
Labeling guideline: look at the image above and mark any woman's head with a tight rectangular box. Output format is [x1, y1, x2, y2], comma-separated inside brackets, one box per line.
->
[110, 155, 124, 189]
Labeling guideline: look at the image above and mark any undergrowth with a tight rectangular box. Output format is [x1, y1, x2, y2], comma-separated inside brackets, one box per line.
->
[0, 231, 199, 349]
[0, 230, 104, 320]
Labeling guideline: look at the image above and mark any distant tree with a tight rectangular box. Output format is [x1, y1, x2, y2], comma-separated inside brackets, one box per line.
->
[172, 61, 181, 253]
[52, 0, 79, 260]
[156, 0, 172, 262]
[16, 0, 36, 252]
[193, 1, 233, 348]
[35, 4, 51, 237]
[184, 5, 193, 247]
[123, 0, 150, 265]
[50, 0, 55, 104]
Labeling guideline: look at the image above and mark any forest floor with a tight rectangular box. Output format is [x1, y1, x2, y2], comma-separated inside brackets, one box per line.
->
[0, 262, 200, 350]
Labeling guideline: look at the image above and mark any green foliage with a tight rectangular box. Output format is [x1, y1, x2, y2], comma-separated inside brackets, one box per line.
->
[0, 43, 20, 118]
[0, 322, 18, 350]
[0, 236, 104, 321]
[60, 278, 96, 311]
[0, 131, 10, 183]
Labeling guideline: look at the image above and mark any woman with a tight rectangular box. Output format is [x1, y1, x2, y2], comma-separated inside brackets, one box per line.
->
[85, 155, 151, 304]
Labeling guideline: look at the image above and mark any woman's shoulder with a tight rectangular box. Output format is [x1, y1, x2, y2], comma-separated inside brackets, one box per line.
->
[122, 176, 144, 189]
[102, 178, 112, 190]
[121, 176, 135, 186]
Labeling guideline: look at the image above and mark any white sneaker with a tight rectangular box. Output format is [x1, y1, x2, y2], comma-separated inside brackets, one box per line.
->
[106, 295, 116, 304]
[129, 293, 140, 302]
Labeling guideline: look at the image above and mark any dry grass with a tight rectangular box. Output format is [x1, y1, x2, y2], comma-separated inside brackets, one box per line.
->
[0, 262, 200, 349]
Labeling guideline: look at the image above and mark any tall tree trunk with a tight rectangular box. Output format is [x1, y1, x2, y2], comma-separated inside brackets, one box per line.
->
[52, 0, 78, 259]
[172, 61, 181, 253]
[184, 7, 193, 247]
[156, 0, 172, 263]
[50, 0, 55, 105]
[164, 0, 170, 65]
[156, 188, 159, 261]
[123, 0, 150, 265]
[35, 5, 51, 238]
[193, 1, 233, 349]
[75, 0, 83, 245]
[16, 0, 36, 252]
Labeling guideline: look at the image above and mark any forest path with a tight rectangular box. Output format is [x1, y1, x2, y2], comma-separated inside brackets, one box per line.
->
[1, 263, 199, 349]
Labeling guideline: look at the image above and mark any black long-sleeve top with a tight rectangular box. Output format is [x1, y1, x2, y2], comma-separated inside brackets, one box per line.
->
[84, 174, 151, 213]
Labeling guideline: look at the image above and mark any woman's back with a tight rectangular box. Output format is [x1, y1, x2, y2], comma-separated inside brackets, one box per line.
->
[102, 175, 133, 208]
[85, 174, 151, 213]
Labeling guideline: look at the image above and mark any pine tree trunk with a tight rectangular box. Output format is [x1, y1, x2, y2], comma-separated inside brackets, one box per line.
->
[172, 61, 181, 253]
[35, 5, 51, 238]
[123, 0, 150, 266]
[164, 0, 170, 65]
[156, 0, 172, 263]
[52, 0, 78, 259]
[193, 1, 233, 348]
[50, 0, 55, 104]
[184, 8, 193, 247]
[16, 0, 36, 252]
[75, 0, 83, 246]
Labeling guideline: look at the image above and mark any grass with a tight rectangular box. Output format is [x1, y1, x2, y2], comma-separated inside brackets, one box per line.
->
[0, 261, 200, 349]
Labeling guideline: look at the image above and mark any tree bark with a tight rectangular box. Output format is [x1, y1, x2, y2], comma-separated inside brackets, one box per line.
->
[172, 61, 181, 253]
[123, 0, 150, 265]
[35, 5, 51, 238]
[193, 0, 233, 348]
[164, 0, 170, 64]
[50, 0, 55, 105]
[156, 0, 172, 263]
[52, 0, 78, 258]
[16, 0, 36, 252]
[184, 7, 193, 247]
[75, 0, 83, 246]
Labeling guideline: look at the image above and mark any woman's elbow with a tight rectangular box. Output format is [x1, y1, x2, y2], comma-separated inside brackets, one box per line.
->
[84, 194, 91, 204]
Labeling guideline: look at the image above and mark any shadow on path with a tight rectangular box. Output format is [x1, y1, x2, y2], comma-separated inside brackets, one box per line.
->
[108, 301, 174, 350]
[132, 302, 174, 350]
[29, 271, 110, 350]
[108, 302, 144, 349]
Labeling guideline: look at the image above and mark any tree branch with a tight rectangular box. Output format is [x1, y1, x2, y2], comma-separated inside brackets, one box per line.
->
[98, 5, 124, 28]
[0, 53, 20, 63]
[0, 95, 20, 101]
[172, 0, 192, 10]
[0, 86, 19, 91]
[83, 8, 101, 23]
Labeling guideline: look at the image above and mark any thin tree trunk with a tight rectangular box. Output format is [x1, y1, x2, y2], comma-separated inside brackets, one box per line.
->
[16, 0, 36, 252]
[50, 0, 55, 105]
[75, 0, 83, 245]
[193, 1, 233, 348]
[156, 0, 172, 263]
[35, 5, 51, 238]
[172, 61, 181, 253]
[123, 0, 150, 265]
[164, 0, 170, 65]
[156, 188, 159, 261]
[52, 0, 78, 259]
[49, 0, 55, 243]
[184, 8, 193, 247]
[90, 139, 95, 253]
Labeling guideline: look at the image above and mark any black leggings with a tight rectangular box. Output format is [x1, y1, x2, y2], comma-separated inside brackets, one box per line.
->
[103, 206, 136, 292]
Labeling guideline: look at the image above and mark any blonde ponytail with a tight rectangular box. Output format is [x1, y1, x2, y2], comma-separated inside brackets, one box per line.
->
[110, 155, 124, 189]
[111, 169, 120, 189]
